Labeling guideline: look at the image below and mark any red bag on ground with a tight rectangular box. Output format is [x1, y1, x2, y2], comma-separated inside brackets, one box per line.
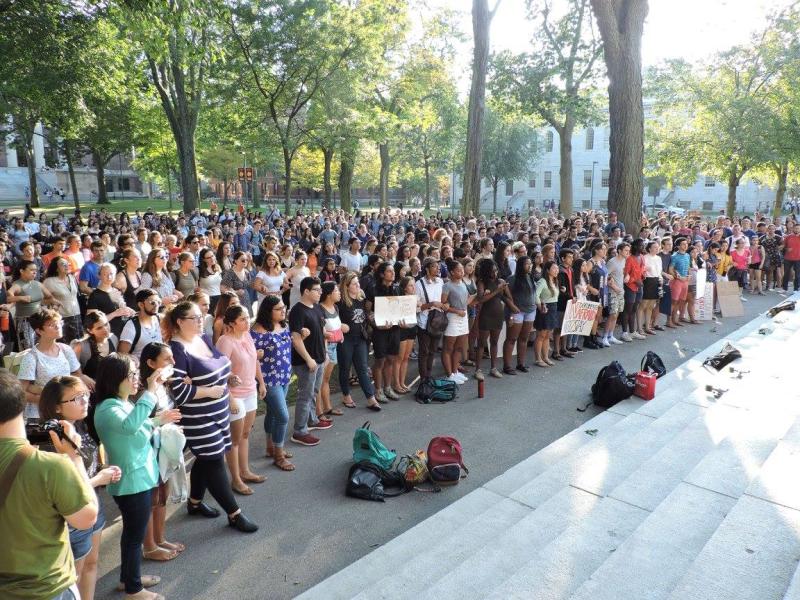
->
[634, 371, 657, 400]
[427, 436, 468, 486]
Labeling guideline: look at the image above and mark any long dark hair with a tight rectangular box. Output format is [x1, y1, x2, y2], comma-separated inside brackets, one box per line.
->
[542, 260, 558, 294]
[254, 294, 285, 332]
[139, 342, 171, 387]
[94, 353, 137, 406]
[511, 256, 533, 295]
[476, 258, 498, 287]
[39, 375, 82, 421]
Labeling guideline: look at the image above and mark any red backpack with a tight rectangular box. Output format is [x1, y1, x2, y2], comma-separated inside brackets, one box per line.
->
[427, 436, 468, 485]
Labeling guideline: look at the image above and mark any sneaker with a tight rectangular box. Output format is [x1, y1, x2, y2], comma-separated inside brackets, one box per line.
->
[610, 336, 624, 345]
[474, 369, 485, 381]
[308, 420, 333, 430]
[448, 373, 466, 385]
[452, 372, 468, 383]
[621, 333, 633, 342]
[632, 332, 647, 340]
[291, 432, 320, 446]
[490, 368, 503, 378]
[409, 350, 418, 360]
[570, 346, 585, 352]
[384, 387, 400, 400]
[601, 337, 612, 347]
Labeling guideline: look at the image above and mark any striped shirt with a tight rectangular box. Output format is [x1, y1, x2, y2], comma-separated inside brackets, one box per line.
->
[169, 335, 232, 458]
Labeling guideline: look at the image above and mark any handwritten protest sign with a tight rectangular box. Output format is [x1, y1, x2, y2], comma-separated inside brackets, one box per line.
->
[561, 299, 600, 336]
[374, 295, 418, 327]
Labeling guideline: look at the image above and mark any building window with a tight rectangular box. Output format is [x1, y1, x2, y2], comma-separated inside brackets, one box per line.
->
[702, 201, 714, 211]
[105, 179, 114, 192]
[603, 127, 610, 149]
[121, 177, 130, 191]
[528, 176, 536, 188]
[545, 131, 554, 153]
[505, 179, 514, 196]
[601, 169, 610, 187]
[583, 170, 592, 188]
[544, 171, 552, 188]
[585, 127, 594, 150]
[705, 176, 716, 187]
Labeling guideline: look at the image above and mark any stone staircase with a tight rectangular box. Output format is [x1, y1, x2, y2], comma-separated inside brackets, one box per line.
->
[297, 293, 800, 600]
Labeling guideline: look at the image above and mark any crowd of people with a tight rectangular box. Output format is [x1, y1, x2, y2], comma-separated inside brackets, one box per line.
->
[1, 201, 799, 600]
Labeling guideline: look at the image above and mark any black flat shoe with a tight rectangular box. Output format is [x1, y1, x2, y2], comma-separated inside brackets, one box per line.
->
[187, 501, 220, 518]
[502, 366, 517, 375]
[367, 403, 382, 412]
[228, 513, 259, 533]
[516, 364, 529, 373]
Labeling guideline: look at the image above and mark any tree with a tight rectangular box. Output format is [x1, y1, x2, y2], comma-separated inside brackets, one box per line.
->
[121, 0, 221, 213]
[491, 0, 603, 217]
[480, 105, 540, 212]
[462, 0, 501, 215]
[590, 0, 648, 230]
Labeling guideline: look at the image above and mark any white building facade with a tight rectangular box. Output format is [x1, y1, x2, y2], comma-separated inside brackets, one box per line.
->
[455, 123, 776, 215]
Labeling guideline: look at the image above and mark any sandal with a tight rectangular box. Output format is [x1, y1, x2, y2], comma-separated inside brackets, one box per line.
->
[231, 484, 253, 496]
[117, 575, 161, 591]
[274, 457, 295, 471]
[342, 397, 357, 408]
[318, 415, 333, 423]
[156, 540, 185, 553]
[326, 408, 344, 416]
[266, 447, 293, 459]
[142, 547, 178, 562]
[535, 360, 549, 368]
[241, 473, 267, 484]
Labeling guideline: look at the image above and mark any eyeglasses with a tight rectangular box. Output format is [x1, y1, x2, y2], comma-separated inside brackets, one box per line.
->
[127, 370, 140, 381]
[310, 287, 322, 293]
[180, 315, 203, 323]
[59, 391, 90, 405]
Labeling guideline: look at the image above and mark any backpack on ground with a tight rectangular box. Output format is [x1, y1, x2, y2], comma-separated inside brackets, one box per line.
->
[585, 361, 635, 410]
[427, 436, 468, 485]
[641, 351, 667, 378]
[345, 461, 407, 502]
[415, 377, 457, 404]
[352, 422, 396, 470]
[396, 450, 441, 493]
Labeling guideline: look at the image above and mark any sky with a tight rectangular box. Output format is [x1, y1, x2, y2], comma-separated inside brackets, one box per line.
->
[433, 0, 793, 87]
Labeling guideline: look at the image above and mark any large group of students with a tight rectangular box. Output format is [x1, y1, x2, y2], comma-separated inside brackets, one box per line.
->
[1, 202, 799, 600]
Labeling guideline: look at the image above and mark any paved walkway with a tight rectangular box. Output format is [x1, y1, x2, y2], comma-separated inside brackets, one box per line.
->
[298, 293, 800, 600]
[93, 291, 790, 599]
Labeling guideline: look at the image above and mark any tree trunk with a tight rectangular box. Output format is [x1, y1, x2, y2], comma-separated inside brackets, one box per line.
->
[424, 157, 431, 211]
[379, 143, 390, 209]
[222, 176, 228, 203]
[338, 151, 354, 213]
[322, 147, 334, 208]
[773, 161, 788, 219]
[63, 139, 80, 211]
[558, 119, 575, 216]
[93, 151, 109, 205]
[177, 133, 200, 213]
[25, 141, 39, 209]
[591, 0, 648, 231]
[462, 0, 493, 216]
[282, 147, 292, 216]
[726, 170, 740, 217]
[492, 178, 498, 213]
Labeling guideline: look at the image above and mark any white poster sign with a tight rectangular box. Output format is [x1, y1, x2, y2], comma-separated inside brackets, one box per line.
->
[374, 295, 417, 327]
[561, 299, 600, 336]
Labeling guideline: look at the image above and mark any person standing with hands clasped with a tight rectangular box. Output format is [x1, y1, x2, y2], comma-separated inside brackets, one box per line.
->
[289, 277, 330, 447]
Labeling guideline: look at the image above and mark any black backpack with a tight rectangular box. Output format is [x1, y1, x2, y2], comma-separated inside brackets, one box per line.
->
[345, 461, 408, 502]
[415, 377, 457, 404]
[641, 351, 667, 378]
[590, 361, 635, 408]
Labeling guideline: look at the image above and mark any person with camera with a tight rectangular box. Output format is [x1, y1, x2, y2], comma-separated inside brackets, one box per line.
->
[93, 353, 181, 600]
[39, 376, 122, 600]
[0, 369, 98, 600]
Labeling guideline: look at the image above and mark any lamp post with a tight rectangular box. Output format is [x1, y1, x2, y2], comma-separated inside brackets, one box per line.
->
[241, 151, 247, 205]
[590, 160, 598, 209]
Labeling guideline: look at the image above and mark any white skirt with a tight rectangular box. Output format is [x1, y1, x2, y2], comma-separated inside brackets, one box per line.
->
[445, 312, 469, 337]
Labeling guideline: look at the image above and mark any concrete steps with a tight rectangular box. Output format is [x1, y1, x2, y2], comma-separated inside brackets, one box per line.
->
[296, 293, 800, 600]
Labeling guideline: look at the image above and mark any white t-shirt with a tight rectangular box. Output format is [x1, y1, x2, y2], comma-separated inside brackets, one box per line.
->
[340, 251, 362, 273]
[416, 277, 444, 329]
[120, 316, 163, 359]
[19, 343, 81, 419]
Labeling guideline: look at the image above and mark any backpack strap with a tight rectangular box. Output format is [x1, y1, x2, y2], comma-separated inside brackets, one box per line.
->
[130, 317, 143, 353]
[0, 445, 34, 509]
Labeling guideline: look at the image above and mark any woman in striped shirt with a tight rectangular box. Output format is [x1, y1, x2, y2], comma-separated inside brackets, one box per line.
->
[164, 301, 258, 533]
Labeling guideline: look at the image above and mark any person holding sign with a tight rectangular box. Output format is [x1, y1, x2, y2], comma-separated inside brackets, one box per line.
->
[370, 263, 401, 403]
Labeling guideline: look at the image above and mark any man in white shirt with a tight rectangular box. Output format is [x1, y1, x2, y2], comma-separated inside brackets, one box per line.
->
[340, 237, 363, 273]
[118, 288, 163, 359]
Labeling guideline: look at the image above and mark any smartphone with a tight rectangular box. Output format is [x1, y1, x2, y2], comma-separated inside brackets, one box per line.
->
[161, 366, 174, 380]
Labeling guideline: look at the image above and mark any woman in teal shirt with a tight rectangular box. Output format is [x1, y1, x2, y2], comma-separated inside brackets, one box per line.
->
[93, 353, 180, 600]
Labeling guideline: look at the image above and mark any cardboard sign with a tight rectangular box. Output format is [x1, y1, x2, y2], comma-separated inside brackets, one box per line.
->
[374, 295, 418, 327]
[696, 280, 714, 321]
[561, 299, 600, 336]
[716, 280, 744, 318]
[696, 269, 706, 299]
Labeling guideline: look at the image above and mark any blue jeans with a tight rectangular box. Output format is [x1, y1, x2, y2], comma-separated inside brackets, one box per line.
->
[293, 362, 324, 435]
[338, 335, 375, 399]
[264, 383, 290, 446]
[113, 488, 153, 594]
[783, 260, 800, 290]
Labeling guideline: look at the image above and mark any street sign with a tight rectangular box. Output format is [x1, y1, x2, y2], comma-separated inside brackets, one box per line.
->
[237, 167, 245, 180]
[245, 167, 254, 181]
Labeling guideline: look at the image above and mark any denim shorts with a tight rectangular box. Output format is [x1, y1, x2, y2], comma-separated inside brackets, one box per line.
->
[69, 501, 106, 560]
[326, 342, 338, 365]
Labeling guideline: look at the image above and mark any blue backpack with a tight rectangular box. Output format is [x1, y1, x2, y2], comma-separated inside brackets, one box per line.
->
[352, 422, 396, 470]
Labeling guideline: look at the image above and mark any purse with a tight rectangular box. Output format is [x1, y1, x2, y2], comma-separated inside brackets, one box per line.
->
[420, 279, 448, 336]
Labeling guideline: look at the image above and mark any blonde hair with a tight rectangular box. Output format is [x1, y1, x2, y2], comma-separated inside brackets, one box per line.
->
[338, 272, 364, 308]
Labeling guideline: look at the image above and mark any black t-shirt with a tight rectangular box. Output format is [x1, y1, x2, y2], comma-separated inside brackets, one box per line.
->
[338, 298, 368, 338]
[288, 302, 326, 366]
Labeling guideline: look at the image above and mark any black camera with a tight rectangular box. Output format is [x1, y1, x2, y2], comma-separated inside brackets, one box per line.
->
[26, 419, 74, 448]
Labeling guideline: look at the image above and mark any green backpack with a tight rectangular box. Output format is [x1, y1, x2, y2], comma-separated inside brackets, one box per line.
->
[352, 422, 396, 470]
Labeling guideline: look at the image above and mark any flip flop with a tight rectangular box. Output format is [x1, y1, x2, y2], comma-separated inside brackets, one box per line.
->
[326, 408, 344, 416]
[142, 547, 178, 562]
[157, 540, 185, 553]
[231, 484, 253, 496]
[241, 473, 267, 484]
